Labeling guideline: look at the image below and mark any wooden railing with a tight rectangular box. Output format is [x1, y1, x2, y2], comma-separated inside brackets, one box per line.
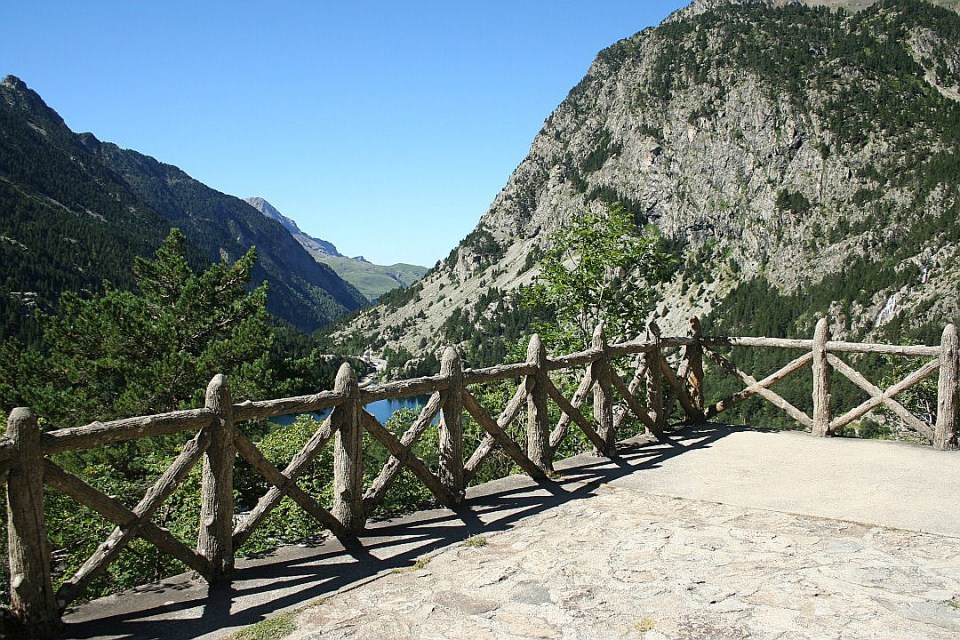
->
[1, 319, 957, 638]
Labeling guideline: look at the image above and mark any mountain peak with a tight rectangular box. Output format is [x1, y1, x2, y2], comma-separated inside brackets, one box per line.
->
[0, 74, 68, 128]
[244, 197, 343, 257]
[2, 74, 28, 90]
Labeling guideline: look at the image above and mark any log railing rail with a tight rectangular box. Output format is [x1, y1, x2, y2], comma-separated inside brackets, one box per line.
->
[2, 318, 957, 638]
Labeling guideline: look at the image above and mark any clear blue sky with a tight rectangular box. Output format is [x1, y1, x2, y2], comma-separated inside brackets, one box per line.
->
[2, 1, 689, 265]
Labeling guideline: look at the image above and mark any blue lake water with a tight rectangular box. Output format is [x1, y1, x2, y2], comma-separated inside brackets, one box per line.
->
[269, 395, 431, 427]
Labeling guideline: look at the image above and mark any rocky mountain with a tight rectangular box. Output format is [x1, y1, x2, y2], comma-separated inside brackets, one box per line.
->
[245, 197, 428, 302]
[245, 196, 343, 258]
[0, 75, 367, 338]
[336, 0, 960, 367]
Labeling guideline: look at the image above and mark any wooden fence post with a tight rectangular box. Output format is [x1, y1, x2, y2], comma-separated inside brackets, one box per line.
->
[526, 334, 552, 473]
[331, 363, 365, 535]
[591, 324, 616, 457]
[935, 323, 958, 450]
[439, 347, 465, 502]
[645, 324, 664, 431]
[6, 407, 61, 638]
[686, 316, 705, 414]
[198, 374, 235, 582]
[812, 317, 832, 437]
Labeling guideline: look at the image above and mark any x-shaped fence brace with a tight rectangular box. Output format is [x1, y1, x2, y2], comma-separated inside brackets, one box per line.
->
[5, 319, 956, 640]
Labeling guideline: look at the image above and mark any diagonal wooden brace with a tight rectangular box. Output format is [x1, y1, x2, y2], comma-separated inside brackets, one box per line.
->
[549, 368, 594, 452]
[360, 411, 456, 509]
[828, 354, 938, 440]
[658, 352, 705, 423]
[364, 392, 442, 512]
[233, 431, 349, 542]
[609, 373, 663, 439]
[544, 376, 608, 453]
[43, 460, 212, 581]
[57, 429, 210, 608]
[461, 388, 547, 481]
[464, 382, 527, 481]
[703, 348, 813, 427]
[233, 416, 339, 548]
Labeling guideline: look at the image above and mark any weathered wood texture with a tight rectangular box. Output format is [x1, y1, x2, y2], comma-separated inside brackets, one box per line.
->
[364, 392, 442, 513]
[463, 362, 537, 385]
[935, 324, 959, 450]
[461, 388, 547, 481]
[828, 354, 939, 439]
[7, 318, 959, 638]
[233, 415, 339, 548]
[703, 348, 813, 428]
[438, 347, 465, 500]
[57, 429, 210, 608]
[811, 318, 832, 437]
[547, 347, 603, 371]
[360, 374, 449, 403]
[233, 431, 349, 540]
[331, 363, 365, 535]
[644, 347, 663, 433]
[464, 382, 527, 482]
[592, 325, 616, 456]
[197, 375, 235, 581]
[233, 390, 343, 422]
[544, 376, 607, 453]
[703, 336, 813, 350]
[686, 317, 705, 412]
[613, 359, 647, 432]
[658, 353, 704, 423]
[43, 460, 212, 578]
[361, 411, 455, 508]
[548, 368, 593, 453]
[526, 335, 552, 473]
[609, 373, 661, 438]
[41, 409, 213, 455]
[6, 408, 60, 638]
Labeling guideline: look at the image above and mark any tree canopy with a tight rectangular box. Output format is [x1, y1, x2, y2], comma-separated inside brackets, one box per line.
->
[521, 203, 676, 349]
[1, 228, 275, 426]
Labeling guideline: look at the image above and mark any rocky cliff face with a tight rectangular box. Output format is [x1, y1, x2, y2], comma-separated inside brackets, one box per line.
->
[338, 0, 960, 364]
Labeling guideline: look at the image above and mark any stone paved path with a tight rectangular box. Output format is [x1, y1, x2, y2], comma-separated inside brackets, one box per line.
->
[288, 485, 960, 640]
[63, 426, 960, 639]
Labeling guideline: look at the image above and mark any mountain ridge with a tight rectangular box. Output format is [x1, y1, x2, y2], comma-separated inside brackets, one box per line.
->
[244, 197, 428, 301]
[335, 0, 960, 368]
[0, 75, 367, 337]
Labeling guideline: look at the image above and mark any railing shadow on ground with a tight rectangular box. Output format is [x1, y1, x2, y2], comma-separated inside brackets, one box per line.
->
[62, 422, 744, 640]
[8, 318, 955, 639]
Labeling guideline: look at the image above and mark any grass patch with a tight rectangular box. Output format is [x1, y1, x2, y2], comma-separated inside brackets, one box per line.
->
[230, 611, 297, 640]
[464, 535, 488, 548]
[634, 617, 656, 632]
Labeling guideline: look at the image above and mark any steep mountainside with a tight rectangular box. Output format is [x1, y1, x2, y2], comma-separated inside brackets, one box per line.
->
[337, 0, 960, 367]
[245, 197, 427, 301]
[246, 196, 342, 258]
[84, 142, 368, 332]
[0, 76, 177, 342]
[0, 75, 367, 337]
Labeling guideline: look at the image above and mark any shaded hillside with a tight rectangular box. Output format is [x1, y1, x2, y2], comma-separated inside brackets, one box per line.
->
[0, 76, 177, 342]
[85, 142, 368, 332]
[245, 197, 427, 302]
[0, 74, 367, 338]
[336, 0, 960, 367]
